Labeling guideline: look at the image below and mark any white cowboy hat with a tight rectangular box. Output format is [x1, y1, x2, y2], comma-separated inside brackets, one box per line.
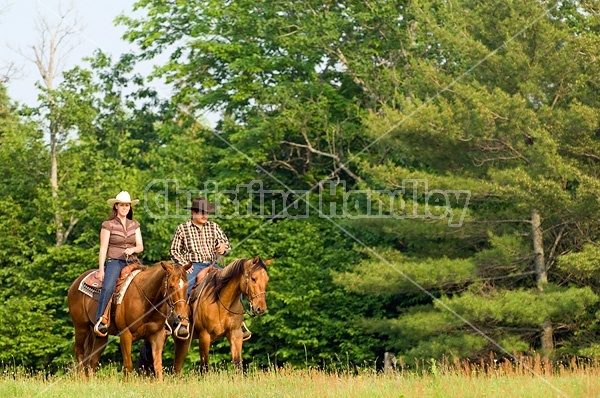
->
[107, 191, 139, 206]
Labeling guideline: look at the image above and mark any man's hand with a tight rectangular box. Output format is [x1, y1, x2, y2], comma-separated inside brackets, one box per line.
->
[186, 263, 194, 274]
[216, 242, 228, 255]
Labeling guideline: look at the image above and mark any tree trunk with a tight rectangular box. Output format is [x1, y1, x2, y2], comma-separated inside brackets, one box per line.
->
[532, 209, 553, 357]
[541, 319, 554, 355]
[383, 352, 396, 373]
[532, 209, 547, 287]
[27, 10, 81, 247]
[49, 115, 65, 246]
[48, 109, 76, 248]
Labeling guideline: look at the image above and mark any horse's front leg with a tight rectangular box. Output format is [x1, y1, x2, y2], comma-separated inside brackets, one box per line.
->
[173, 334, 192, 375]
[119, 330, 134, 378]
[147, 330, 166, 382]
[198, 332, 211, 374]
[229, 328, 244, 371]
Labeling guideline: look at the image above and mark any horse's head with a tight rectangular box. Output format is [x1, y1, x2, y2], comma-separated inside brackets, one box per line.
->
[242, 256, 273, 316]
[161, 261, 192, 339]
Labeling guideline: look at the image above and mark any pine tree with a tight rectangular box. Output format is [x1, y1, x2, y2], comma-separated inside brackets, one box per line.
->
[340, 0, 600, 362]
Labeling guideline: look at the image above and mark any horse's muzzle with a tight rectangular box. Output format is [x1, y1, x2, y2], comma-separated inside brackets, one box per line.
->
[172, 315, 190, 340]
[174, 323, 189, 340]
[251, 304, 266, 316]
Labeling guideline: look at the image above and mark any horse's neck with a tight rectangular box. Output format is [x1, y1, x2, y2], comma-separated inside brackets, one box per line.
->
[216, 274, 242, 305]
[138, 267, 165, 304]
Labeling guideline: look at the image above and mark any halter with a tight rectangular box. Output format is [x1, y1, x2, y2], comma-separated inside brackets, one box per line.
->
[133, 272, 189, 323]
[243, 270, 267, 315]
[164, 276, 188, 316]
[162, 274, 190, 337]
[215, 268, 266, 315]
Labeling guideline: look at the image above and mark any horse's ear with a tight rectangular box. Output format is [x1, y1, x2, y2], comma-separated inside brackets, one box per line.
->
[252, 256, 260, 264]
[161, 261, 174, 273]
[263, 258, 275, 267]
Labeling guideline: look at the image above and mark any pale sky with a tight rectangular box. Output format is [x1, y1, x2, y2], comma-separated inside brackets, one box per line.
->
[0, 0, 141, 104]
[0, 0, 216, 126]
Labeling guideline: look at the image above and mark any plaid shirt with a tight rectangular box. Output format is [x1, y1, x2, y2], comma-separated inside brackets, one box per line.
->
[170, 220, 231, 265]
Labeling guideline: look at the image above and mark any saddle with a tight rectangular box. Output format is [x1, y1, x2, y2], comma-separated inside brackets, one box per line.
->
[79, 263, 146, 301]
[80, 263, 147, 331]
[115, 263, 146, 293]
[189, 265, 218, 303]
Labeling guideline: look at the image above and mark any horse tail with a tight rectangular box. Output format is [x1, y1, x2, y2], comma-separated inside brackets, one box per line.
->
[136, 339, 155, 376]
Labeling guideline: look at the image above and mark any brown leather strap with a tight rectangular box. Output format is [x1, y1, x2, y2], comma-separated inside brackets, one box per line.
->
[101, 301, 111, 327]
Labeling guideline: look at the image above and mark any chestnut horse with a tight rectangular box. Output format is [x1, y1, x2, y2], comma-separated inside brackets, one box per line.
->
[173, 256, 272, 373]
[67, 261, 191, 381]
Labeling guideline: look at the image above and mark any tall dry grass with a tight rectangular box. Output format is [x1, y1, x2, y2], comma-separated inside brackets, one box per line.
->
[1, 356, 599, 397]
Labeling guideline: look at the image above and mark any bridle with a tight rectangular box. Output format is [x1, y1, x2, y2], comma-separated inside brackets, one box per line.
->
[134, 273, 189, 323]
[216, 268, 267, 316]
[244, 271, 266, 314]
[165, 275, 187, 311]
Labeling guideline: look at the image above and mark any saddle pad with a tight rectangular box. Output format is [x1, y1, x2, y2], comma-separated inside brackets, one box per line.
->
[115, 269, 142, 305]
[78, 271, 102, 300]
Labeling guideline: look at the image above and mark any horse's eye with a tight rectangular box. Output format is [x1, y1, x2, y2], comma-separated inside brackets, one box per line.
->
[251, 277, 257, 283]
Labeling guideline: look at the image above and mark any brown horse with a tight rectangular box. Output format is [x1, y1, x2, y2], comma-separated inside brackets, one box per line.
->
[173, 256, 272, 373]
[67, 261, 191, 381]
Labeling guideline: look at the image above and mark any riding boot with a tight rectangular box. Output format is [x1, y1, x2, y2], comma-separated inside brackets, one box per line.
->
[94, 319, 107, 337]
[102, 300, 112, 328]
[94, 301, 111, 337]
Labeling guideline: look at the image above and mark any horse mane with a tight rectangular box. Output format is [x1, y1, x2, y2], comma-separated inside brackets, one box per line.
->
[204, 258, 266, 302]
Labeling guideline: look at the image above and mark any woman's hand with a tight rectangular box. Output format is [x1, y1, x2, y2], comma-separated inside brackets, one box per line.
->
[97, 269, 105, 282]
[124, 247, 136, 256]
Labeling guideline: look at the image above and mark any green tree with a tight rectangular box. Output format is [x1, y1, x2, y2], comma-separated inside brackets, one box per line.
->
[340, 0, 600, 362]
[2, 0, 596, 371]
[0, 83, 75, 368]
[118, 0, 398, 368]
[0, 51, 202, 369]
[119, 0, 600, 366]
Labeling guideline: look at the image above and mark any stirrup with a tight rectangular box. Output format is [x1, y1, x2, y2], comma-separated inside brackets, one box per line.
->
[241, 322, 252, 341]
[94, 320, 108, 337]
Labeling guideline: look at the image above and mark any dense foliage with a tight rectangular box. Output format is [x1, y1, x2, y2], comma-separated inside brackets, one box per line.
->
[1, 0, 600, 371]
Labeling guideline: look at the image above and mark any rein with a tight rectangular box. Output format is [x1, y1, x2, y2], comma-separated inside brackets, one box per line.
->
[132, 273, 187, 320]
[216, 270, 266, 315]
[217, 294, 246, 315]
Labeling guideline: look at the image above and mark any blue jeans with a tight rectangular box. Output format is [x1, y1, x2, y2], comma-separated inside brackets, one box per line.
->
[187, 262, 222, 298]
[95, 259, 128, 322]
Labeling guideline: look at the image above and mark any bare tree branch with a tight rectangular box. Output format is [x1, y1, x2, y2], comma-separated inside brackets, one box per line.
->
[282, 136, 361, 181]
[263, 159, 305, 180]
[545, 224, 566, 271]
[11, 3, 83, 90]
[473, 137, 530, 167]
[0, 60, 22, 84]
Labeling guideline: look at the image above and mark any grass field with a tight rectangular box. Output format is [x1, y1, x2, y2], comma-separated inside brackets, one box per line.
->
[1, 358, 598, 398]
